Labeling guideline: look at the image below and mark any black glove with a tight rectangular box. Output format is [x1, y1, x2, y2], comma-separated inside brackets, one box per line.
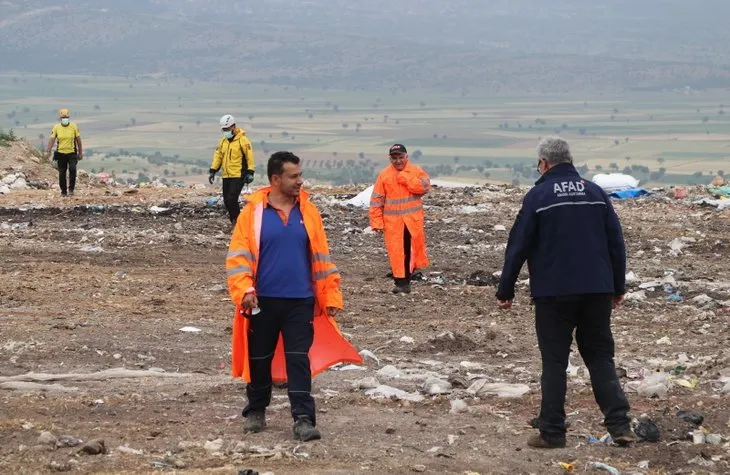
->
[242, 169, 254, 185]
[208, 169, 216, 185]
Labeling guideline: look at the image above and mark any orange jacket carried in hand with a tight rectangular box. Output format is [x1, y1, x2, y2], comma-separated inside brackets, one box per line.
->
[227, 186, 363, 383]
[369, 162, 431, 278]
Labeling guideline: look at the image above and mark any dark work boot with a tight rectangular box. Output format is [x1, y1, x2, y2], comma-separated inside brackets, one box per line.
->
[243, 411, 266, 433]
[392, 279, 411, 294]
[292, 416, 321, 442]
[527, 434, 566, 448]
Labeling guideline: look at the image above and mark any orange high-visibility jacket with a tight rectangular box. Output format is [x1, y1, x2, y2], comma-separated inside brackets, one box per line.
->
[369, 161, 431, 278]
[227, 186, 363, 383]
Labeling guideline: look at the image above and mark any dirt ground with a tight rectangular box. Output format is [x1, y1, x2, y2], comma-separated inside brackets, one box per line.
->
[1, 183, 729, 474]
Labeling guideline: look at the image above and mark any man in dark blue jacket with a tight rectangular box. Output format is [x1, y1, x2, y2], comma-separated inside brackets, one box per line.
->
[496, 136, 634, 449]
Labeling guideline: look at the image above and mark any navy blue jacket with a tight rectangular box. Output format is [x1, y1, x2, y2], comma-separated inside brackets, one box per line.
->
[496, 163, 626, 300]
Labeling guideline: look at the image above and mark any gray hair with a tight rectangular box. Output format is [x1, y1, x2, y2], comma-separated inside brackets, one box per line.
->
[537, 136, 573, 166]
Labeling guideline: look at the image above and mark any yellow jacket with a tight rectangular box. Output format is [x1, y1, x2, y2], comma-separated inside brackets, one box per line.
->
[210, 128, 255, 178]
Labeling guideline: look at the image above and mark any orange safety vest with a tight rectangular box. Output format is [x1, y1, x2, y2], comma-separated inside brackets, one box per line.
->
[227, 186, 363, 382]
[369, 161, 431, 278]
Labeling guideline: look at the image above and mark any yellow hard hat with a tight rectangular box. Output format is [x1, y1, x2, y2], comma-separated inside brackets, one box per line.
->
[59, 108, 70, 118]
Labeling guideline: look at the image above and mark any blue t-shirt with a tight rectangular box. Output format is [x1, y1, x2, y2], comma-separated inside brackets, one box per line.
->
[256, 202, 313, 298]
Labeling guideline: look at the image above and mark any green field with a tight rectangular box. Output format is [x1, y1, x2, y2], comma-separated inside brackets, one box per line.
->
[1, 73, 728, 186]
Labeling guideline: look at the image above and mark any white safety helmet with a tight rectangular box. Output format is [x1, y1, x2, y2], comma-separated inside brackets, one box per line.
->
[219, 114, 235, 128]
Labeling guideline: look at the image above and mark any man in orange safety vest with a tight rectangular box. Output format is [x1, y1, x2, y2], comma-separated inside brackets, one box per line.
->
[369, 144, 431, 293]
[227, 151, 362, 441]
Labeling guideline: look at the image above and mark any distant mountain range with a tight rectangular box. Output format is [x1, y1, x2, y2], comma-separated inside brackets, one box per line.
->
[3, 0, 730, 92]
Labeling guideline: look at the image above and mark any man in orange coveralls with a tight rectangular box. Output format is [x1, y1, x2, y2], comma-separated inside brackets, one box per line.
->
[369, 144, 431, 294]
[226, 151, 362, 441]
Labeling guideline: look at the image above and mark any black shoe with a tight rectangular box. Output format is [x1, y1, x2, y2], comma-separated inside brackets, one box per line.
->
[293, 416, 321, 442]
[243, 411, 266, 433]
[392, 283, 411, 294]
[527, 434, 566, 448]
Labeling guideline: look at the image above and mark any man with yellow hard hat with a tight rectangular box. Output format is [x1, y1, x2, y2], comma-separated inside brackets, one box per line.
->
[46, 109, 83, 197]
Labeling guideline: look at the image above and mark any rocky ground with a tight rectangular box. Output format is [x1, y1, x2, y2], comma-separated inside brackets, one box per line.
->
[1, 180, 729, 474]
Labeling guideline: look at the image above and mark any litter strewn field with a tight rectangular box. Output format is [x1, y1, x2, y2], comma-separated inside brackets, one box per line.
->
[1, 181, 729, 474]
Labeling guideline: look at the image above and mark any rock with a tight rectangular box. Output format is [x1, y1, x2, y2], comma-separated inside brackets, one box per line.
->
[399, 336, 415, 344]
[208, 284, 226, 293]
[177, 441, 200, 451]
[352, 377, 380, 390]
[79, 439, 106, 455]
[48, 461, 72, 472]
[423, 377, 452, 395]
[55, 435, 82, 448]
[412, 465, 427, 472]
[691, 294, 714, 306]
[459, 361, 484, 370]
[493, 224, 506, 231]
[113, 353, 122, 359]
[365, 385, 425, 403]
[385, 427, 396, 434]
[625, 271, 638, 283]
[21, 422, 34, 430]
[692, 430, 705, 444]
[204, 438, 224, 452]
[377, 365, 403, 379]
[117, 445, 144, 455]
[37, 431, 58, 446]
[358, 349, 380, 365]
[466, 380, 530, 398]
[625, 290, 646, 302]
[449, 399, 468, 414]
[705, 433, 722, 445]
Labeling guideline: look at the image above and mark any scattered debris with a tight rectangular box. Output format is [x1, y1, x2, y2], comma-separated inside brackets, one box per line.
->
[365, 385, 425, 403]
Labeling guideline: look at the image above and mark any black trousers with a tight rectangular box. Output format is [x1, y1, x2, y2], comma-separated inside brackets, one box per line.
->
[242, 297, 316, 424]
[222, 177, 246, 224]
[534, 295, 631, 441]
[394, 226, 412, 286]
[55, 152, 77, 194]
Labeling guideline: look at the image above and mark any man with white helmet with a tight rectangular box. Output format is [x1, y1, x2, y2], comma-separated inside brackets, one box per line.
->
[209, 114, 256, 224]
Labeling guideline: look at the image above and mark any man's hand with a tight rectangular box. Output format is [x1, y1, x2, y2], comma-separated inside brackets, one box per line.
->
[243, 170, 254, 185]
[397, 173, 408, 185]
[208, 173, 215, 185]
[46, 151, 53, 161]
[497, 299, 513, 309]
[612, 294, 625, 309]
[326, 307, 341, 318]
[77, 153, 83, 161]
[242, 293, 258, 310]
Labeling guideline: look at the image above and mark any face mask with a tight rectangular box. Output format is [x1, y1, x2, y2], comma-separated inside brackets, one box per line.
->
[61, 118, 70, 126]
[223, 130, 233, 139]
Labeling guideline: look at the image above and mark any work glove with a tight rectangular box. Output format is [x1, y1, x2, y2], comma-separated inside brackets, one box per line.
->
[242, 169, 254, 185]
[208, 169, 216, 185]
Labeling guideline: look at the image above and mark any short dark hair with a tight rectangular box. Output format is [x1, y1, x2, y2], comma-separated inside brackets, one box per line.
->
[267, 151, 301, 179]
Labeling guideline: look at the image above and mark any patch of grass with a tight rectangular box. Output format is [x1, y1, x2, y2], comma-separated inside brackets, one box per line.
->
[0, 128, 17, 147]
